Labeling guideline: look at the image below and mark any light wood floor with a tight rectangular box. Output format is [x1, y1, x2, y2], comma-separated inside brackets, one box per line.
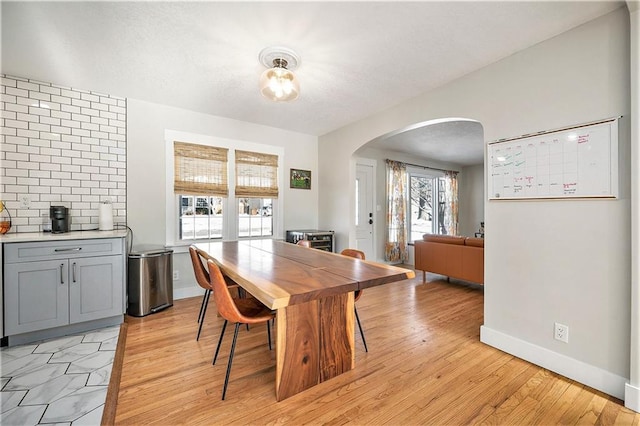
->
[114, 272, 640, 425]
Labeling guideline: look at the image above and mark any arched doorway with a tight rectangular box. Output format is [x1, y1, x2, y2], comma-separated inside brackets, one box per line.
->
[353, 117, 484, 262]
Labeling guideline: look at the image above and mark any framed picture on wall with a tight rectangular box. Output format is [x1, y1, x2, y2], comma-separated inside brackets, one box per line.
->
[290, 168, 311, 190]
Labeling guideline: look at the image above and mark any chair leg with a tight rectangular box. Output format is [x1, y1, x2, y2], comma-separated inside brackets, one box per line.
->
[197, 289, 210, 323]
[354, 306, 368, 353]
[213, 320, 228, 365]
[196, 290, 211, 341]
[267, 321, 272, 350]
[222, 322, 241, 400]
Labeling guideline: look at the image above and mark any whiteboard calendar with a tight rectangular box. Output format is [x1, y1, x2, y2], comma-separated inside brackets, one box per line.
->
[488, 119, 618, 200]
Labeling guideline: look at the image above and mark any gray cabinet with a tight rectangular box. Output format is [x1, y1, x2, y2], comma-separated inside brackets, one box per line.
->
[69, 256, 123, 323]
[3, 238, 125, 337]
[4, 259, 68, 334]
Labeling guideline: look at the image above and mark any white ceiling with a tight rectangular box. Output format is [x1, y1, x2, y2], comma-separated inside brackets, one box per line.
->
[363, 118, 486, 166]
[1, 1, 625, 166]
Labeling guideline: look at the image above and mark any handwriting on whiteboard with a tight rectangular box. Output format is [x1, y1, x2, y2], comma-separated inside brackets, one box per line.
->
[488, 121, 615, 199]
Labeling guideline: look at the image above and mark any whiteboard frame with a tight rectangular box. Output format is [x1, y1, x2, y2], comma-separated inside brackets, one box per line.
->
[487, 118, 619, 200]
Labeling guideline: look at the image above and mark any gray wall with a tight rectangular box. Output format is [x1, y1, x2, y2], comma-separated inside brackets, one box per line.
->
[459, 164, 484, 238]
[319, 7, 632, 398]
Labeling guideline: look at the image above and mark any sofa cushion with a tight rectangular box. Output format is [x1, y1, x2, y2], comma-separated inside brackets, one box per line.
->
[422, 234, 465, 245]
[464, 237, 484, 247]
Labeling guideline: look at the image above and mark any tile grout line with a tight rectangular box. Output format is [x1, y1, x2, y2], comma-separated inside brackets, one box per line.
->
[0, 325, 120, 425]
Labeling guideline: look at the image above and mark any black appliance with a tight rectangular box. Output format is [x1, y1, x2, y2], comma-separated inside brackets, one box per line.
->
[286, 229, 335, 252]
[50, 206, 70, 233]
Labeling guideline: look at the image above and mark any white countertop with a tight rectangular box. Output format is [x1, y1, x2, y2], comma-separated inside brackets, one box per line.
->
[0, 229, 128, 244]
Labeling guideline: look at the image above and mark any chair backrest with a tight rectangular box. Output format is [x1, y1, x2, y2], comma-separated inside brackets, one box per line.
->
[189, 245, 211, 291]
[206, 259, 247, 323]
[340, 248, 365, 260]
[341, 249, 366, 301]
[297, 240, 312, 248]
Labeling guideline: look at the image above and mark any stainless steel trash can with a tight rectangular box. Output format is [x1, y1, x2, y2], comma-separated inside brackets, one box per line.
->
[127, 245, 173, 317]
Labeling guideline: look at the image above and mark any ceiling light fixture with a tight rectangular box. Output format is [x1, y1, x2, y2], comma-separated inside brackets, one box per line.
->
[258, 46, 300, 102]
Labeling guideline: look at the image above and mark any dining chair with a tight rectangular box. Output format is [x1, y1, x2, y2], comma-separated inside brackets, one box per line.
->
[207, 259, 275, 400]
[189, 245, 242, 341]
[340, 248, 368, 352]
[296, 239, 312, 248]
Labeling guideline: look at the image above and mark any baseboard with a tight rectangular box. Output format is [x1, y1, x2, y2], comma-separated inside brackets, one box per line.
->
[480, 325, 627, 400]
[7, 315, 123, 347]
[626, 383, 640, 412]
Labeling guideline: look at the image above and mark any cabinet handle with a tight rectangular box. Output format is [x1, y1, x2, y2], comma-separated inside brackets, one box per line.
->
[54, 247, 82, 252]
[60, 263, 65, 284]
[72, 262, 77, 283]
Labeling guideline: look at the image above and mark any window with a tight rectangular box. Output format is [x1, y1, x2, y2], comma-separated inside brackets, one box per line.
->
[174, 142, 228, 195]
[167, 132, 283, 246]
[235, 150, 279, 198]
[179, 196, 224, 240]
[235, 150, 278, 238]
[174, 142, 228, 241]
[238, 198, 273, 237]
[408, 173, 446, 241]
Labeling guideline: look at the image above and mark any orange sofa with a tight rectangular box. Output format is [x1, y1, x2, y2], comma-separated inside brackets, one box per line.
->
[414, 234, 484, 285]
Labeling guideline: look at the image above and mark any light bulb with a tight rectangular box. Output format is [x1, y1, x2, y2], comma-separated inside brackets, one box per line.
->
[259, 65, 300, 102]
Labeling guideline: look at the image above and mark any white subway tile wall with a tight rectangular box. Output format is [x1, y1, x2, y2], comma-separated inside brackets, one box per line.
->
[0, 75, 126, 232]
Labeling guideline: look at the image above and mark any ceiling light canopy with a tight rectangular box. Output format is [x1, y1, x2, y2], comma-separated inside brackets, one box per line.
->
[259, 46, 300, 102]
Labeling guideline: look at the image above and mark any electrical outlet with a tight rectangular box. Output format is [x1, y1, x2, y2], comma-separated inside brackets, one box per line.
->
[173, 270, 180, 281]
[554, 322, 569, 343]
[20, 195, 31, 208]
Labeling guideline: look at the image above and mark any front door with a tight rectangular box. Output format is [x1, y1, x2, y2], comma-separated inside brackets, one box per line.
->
[355, 163, 374, 259]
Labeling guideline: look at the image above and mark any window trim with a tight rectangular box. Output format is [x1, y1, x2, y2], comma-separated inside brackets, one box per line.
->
[165, 130, 284, 248]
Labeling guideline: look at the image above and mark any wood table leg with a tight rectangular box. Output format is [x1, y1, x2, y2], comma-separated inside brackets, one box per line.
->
[319, 292, 355, 381]
[275, 292, 355, 401]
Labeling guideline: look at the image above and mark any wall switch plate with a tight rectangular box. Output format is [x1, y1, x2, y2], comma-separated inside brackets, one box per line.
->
[554, 322, 569, 343]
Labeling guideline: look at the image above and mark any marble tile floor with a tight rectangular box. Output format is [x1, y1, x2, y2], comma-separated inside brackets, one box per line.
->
[0, 325, 120, 426]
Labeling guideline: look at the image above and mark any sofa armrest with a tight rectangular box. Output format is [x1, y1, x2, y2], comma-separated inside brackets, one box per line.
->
[461, 246, 484, 284]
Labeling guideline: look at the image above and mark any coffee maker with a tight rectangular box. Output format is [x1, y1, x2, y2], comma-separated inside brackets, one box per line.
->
[50, 206, 70, 233]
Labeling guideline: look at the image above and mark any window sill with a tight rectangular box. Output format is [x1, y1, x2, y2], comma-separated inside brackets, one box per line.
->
[166, 239, 224, 254]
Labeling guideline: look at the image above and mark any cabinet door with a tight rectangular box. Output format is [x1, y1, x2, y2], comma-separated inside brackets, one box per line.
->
[69, 256, 124, 323]
[4, 260, 69, 335]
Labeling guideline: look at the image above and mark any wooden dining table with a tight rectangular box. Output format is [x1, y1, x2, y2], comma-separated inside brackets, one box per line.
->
[195, 239, 415, 401]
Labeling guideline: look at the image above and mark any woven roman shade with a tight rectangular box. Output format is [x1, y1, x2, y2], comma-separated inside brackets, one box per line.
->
[174, 141, 229, 196]
[235, 150, 279, 198]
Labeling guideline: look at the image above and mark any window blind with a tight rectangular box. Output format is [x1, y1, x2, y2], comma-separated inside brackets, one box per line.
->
[235, 150, 279, 198]
[174, 141, 229, 196]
